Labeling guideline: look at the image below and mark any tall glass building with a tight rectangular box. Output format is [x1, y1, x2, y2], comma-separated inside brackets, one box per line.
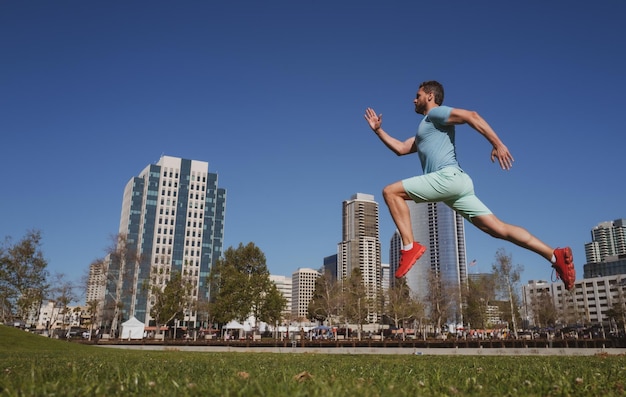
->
[390, 201, 467, 323]
[103, 155, 225, 331]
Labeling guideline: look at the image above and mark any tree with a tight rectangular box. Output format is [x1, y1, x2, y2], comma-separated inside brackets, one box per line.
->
[308, 273, 342, 326]
[424, 268, 454, 335]
[532, 290, 558, 328]
[102, 233, 141, 338]
[492, 248, 523, 338]
[257, 283, 287, 328]
[209, 242, 279, 333]
[558, 290, 581, 327]
[0, 230, 49, 324]
[194, 295, 215, 331]
[385, 278, 424, 340]
[605, 276, 626, 335]
[463, 274, 496, 330]
[48, 272, 78, 336]
[149, 270, 194, 337]
[85, 299, 100, 340]
[342, 268, 369, 340]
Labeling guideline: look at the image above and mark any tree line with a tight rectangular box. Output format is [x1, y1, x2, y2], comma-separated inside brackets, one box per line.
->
[4, 231, 626, 338]
[0, 230, 80, 334]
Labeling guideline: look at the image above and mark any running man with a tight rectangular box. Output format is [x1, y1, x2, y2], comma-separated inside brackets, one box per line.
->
[364, 80, 575, 290]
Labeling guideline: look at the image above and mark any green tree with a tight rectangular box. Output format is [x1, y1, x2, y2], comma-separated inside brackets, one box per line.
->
[343, 268, 369, 340]
[85, 299, 100, 341]
[385, 278, 424, 340]
[209, 242, 279, 333]
[149, 270, 194, 337]
[492, 248, 523, 338]
[0, 230, 49, 324]
[463, 274, 496, 329]
[257, 283, 287, 329]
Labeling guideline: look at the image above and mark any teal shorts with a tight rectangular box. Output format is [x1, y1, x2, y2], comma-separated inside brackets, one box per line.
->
[401, 166, 492, 222]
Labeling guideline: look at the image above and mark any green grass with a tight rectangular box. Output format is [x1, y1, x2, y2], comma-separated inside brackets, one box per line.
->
[1, 325, 625, 396]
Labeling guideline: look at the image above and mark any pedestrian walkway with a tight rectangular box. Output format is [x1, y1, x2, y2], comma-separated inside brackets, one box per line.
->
[98, 344, 625, 356]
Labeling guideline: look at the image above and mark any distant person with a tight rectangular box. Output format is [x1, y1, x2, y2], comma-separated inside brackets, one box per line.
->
[364, 80, 575, 290]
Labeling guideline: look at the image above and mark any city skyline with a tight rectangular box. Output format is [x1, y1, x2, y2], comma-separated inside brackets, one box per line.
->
[1, 2, 625, 295]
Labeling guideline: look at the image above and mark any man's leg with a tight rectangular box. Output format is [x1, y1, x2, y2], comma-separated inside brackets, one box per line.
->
[470, 214, 553, 260]
[382, 181, 414, 246]
[382, 181, 427, 278]
[471, 213, 576, 290]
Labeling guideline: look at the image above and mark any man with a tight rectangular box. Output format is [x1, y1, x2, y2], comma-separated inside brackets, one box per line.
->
[364, 80, 575, 290]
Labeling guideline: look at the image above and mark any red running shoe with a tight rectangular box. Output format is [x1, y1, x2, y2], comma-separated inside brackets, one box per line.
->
[395, 243, 426, 278]
[552, 247, 576, 291]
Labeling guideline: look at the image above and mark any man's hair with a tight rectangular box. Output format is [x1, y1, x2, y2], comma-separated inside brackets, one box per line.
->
[419, 80, 444, 105]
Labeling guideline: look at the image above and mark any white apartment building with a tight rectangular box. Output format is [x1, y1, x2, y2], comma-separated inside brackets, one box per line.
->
[522, 275, 626, 328]
[338, 193, 382, 323]
[585, 219, 626, 263]
[291, 268, 320, 320]
[270, 274, 292, 320]
[34, 301, 86, 333]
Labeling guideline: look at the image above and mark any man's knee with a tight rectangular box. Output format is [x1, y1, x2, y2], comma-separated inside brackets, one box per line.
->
[383, 182, 407, 200]
[382, 185, 392, 199]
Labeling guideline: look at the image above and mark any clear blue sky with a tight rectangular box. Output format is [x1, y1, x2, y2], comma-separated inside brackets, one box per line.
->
[2, 1, 625, 298]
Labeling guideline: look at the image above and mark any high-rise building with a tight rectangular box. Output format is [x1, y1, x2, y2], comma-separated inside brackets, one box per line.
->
[323, 254, 338, 280]
[390, 201, 467, 323]
[103, 155, 225, 331]
[381, 263, 391, 293]
[86, 260, 106, 306]
[585, 219, 626, 264]
[291, 268, 320, 320]
[270, 274, 292, 320]
[338, 193, 382, 323]
[86, 259, 107, 328]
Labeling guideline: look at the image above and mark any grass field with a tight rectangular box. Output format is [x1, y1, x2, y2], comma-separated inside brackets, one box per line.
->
[1, 325, 625, 396]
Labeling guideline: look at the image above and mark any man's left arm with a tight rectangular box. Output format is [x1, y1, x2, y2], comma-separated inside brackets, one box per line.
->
[447, 108, 514, 170]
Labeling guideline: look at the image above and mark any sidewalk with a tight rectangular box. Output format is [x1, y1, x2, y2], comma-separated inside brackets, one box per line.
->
[98, 344, 625, 356]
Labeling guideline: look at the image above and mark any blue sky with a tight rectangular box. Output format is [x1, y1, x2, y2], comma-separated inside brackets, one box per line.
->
[2, 1, 625, 299]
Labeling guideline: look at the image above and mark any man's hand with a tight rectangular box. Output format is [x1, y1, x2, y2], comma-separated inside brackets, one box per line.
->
[364, 107, 382, 132]
[491, 144, 514, 170]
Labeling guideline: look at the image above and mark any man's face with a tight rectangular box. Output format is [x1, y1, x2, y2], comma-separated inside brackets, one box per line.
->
[413, 88, 429, 115]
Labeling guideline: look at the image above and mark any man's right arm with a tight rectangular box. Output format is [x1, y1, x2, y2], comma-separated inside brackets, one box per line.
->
[364, 107, 416, 156]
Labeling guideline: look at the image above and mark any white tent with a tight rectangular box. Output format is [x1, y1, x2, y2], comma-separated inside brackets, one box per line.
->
[224, 320, 244, 330]
[223, 320, 245, 340]
[121, 316, 145, 340]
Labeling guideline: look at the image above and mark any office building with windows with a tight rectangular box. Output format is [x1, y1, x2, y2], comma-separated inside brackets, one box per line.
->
[291, 268, 320, 320]
[585, 219, 626, 263]
[270, 274, 293, 320]
[323, 254, 338, 280]
[390, 201, 467, 323]
[584, 219, 626, 278]
[338, 193, 382, 323]
[522, 275, 626, 329]
[102, 155, 225, 332]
